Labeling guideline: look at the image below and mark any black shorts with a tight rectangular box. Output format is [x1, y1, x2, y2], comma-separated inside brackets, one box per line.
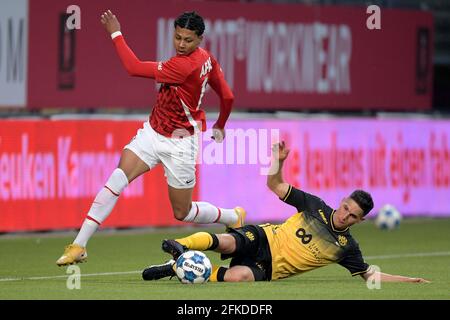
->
[222, 225, 272, 281]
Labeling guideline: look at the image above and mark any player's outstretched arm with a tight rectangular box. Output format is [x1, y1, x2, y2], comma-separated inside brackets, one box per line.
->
[267, 141, 290, 198]
[101, 10, 157, 78]
[361, 269, 430, 283]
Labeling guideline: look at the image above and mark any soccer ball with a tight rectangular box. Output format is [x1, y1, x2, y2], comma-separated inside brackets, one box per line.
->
[375, 204, 402, 230]
[175, 250, 212, 284]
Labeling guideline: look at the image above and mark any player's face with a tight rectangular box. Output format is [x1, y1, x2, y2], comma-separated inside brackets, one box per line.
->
[333, 198, 365, 229]
[173, 26, 202, 56]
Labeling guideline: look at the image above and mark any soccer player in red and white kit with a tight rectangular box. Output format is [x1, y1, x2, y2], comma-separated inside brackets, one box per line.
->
[56, 10, 245, 266]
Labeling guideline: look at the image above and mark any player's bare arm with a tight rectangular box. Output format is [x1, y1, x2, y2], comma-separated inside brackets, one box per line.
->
[361, 268, 430, 283]
[267, 141, 290, 198]
[101, 10, 121, 34]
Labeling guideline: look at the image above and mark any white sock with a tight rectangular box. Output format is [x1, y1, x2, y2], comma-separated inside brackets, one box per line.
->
[73, 219, 99, 247]
[182, 202, 237, 225]
[73, 168, 129, 247]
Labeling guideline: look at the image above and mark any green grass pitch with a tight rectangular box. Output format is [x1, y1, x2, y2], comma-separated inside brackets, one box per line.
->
[0, 218, 449, 300]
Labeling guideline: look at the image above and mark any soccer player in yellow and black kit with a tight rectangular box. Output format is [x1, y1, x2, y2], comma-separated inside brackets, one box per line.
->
[142, 142, 429, 284]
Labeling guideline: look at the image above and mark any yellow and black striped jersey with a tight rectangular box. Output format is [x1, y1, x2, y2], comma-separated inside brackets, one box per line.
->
[260, 185, 370, 280]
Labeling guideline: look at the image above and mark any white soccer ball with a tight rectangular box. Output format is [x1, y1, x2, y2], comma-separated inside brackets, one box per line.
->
[175, 250, 212, 284]
[375, 204, 402, 230]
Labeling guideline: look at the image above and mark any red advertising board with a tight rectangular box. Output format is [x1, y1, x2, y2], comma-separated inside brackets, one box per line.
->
[0, 120, 196, 232]
[26, 0, 433, 111]
[2, 117, 449, 232]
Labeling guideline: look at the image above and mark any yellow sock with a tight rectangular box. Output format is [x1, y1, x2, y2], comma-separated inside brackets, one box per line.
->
[176, 232, 213, 251]
[209, 265, 220, 282]
[209, 265, 228, 282]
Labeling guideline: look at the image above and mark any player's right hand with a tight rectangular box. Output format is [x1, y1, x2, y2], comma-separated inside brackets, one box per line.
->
[100, 10, 121, 34]
[272, 141, 290, 161]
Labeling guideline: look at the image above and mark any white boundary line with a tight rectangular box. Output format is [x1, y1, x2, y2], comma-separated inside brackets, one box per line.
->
[0, 271, 140, 282]
[1, 251, 449, 282]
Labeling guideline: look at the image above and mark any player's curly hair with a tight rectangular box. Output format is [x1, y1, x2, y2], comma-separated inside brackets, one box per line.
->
[350, 190, 374, 216]
[174, 11, 205, 36]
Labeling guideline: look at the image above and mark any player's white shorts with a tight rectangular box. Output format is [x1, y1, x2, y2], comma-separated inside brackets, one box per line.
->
[124, 121, 198, 189]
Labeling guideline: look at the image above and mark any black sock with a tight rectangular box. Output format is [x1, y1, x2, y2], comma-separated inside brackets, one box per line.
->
[208, 233, 219, 250]
[217, 266, 228, 282]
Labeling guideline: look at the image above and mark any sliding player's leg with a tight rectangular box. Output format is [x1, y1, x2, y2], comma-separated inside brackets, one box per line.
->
[145, 232, 266, 282]
[143, 232, 236, 281]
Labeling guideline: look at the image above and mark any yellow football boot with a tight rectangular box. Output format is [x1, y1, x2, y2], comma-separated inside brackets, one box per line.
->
[56, 244, 87, 266]
[227, 207, 246, 229]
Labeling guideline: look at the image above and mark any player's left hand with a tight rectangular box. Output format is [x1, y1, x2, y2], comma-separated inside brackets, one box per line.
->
[100, 10, 121, 34]
[211, 124, 225, 143]
[411, 277, 431, 283]
[272, 141, 290, 161]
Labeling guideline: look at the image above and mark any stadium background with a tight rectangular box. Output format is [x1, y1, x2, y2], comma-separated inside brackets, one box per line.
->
[0, 0, 449, 301]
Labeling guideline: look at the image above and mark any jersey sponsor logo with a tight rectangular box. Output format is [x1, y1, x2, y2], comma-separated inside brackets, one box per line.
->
[200, 57, 212, 78]
[245, 231, 255, 241]
[338, 235, 348, 246]
[269, 224, 280, 235]
[318, 209, 328, 224]
[157, 62, 163, 71]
